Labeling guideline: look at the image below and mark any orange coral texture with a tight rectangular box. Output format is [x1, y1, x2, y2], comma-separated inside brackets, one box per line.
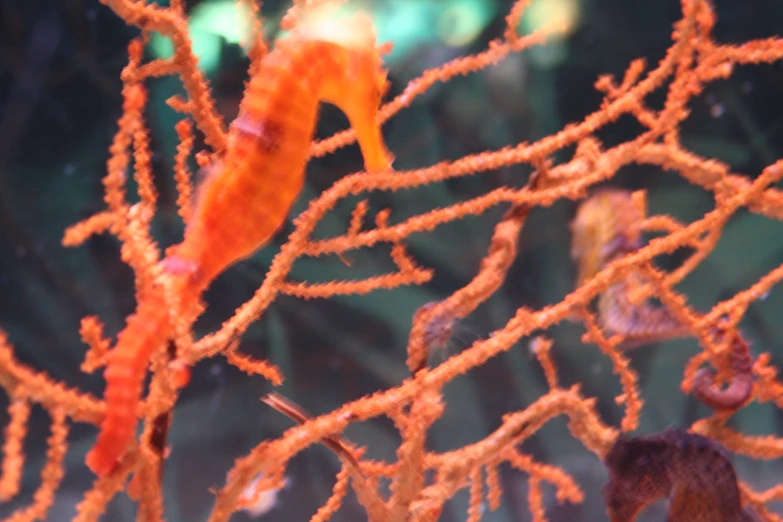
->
[1, 0, 783, 521]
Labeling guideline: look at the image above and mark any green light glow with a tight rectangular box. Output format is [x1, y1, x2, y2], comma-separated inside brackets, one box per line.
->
[148, 0, 253, 74]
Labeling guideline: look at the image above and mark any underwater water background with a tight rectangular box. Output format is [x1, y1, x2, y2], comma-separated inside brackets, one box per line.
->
[0, 0, 782, 520]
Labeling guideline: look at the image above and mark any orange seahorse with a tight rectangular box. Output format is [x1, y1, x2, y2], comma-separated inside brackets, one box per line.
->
[86, 12, 393, 476]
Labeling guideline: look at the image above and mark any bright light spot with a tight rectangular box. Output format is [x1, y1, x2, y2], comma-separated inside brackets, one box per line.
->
[148, 0, 255, 74]
[437, 0, 497, 48]
[519, 0, 581, 68]
[522, 0, 581, 37]
[373, 0, 439, 60]
[297, 3, 378, 50]
[190, 0, 253, 46]
[710, 102, 725, 118]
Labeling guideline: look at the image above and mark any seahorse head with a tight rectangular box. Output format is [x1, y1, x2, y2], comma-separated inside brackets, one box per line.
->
[293, 6, 393, 172]
[571, 189, 643, 285]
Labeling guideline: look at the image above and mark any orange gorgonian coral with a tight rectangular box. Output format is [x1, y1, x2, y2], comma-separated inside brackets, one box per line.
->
[0, 0, 782, 521]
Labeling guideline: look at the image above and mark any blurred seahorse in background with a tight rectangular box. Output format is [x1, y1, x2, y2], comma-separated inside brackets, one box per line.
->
[603, 429, 758, 522]
[86, 11, 393, 476]
[570, 190, 756, 409]
[570, 189, 689, 346]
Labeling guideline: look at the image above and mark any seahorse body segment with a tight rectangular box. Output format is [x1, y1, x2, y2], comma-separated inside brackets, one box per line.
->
[86, 12, 392, 476]
[602, 429, 758, 522]
[85, 284, 171, 476]
[570, 189, 643, 287]
[570, 190, 689, 346]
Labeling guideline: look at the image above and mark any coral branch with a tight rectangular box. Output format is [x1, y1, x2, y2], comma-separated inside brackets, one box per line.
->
[1, 0, 783, 520]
